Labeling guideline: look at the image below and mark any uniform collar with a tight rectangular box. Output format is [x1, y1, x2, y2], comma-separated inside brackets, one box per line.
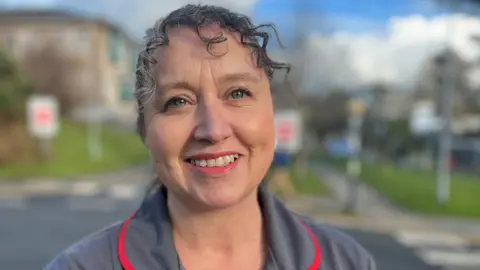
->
[119, 185, 320, 269]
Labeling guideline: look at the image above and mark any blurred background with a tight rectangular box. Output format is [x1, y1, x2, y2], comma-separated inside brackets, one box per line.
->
[2, 0, 480, 269]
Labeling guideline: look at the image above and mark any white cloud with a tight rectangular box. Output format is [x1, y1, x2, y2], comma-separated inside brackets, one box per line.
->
[304, 13, 480, 91]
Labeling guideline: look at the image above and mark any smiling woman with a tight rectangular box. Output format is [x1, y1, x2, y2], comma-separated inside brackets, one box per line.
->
[45, 4, 376, 270]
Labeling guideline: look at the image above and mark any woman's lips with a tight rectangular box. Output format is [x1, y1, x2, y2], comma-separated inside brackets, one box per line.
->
[185, 153, 240, 177]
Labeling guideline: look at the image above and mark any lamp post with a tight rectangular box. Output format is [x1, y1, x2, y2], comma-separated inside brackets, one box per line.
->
[435, 10, 455, 205]
[344, 98, 365, 214]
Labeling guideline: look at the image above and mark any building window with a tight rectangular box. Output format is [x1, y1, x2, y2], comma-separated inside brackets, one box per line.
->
[120, 80, 133, 101]
[109, 31, 121, 64]
[131, 50, 137, 73]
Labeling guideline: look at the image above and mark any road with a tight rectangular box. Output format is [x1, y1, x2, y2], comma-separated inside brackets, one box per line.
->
[0, 186, 479, 270]
[341, 228, 441, 270]
[0, 194, 139, 269]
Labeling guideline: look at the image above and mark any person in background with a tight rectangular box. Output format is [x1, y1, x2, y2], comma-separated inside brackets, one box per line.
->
[46, 4, 376, 270]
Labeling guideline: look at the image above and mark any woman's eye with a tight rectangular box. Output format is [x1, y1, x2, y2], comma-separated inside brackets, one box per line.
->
[164, 97, 188, 110]
[229, 88, 251, 100]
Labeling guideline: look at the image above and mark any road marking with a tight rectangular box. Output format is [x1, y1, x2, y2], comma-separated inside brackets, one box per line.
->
[70, 181, 100, 196]
[394, 230, 468, 248]
[0, 196, 27, 209]
[418, 249, 480, 267]
[24, 180, 66, 195]
[67, 197, 116, 212]
[107, 184, 140, 200]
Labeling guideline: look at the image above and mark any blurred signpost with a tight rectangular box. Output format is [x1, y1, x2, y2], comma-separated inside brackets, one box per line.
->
[70, 105, 107, 162]
[83, 105, 105, 162]
[274, 110, 303, 154]
[436, 52, 454, 205]
[26, 94, 60, 161]
[433, 11, 455, 205]
[344, 98, 365, 214]
[272, 110, 302, 196]
[88, 110, 102, 162]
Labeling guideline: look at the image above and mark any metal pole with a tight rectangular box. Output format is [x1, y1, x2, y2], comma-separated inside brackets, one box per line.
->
[291, 0, 312, 174]
[436, 13, 454, 205]
[88, 117, 102, 161]
[38, 138, 52, 162]
[344, 99, 364, 214]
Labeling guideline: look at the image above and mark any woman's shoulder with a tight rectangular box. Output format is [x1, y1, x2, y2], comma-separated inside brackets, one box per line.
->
[44, 221, 123, 270]
[298, 215, 377, 269]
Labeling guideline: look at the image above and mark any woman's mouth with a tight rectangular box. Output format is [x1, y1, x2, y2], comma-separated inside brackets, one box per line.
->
[186, 154, 239, 168]
[184, 152, 241, 177]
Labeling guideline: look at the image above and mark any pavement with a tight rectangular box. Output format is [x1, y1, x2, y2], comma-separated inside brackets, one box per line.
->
[0, 164, 154, 197]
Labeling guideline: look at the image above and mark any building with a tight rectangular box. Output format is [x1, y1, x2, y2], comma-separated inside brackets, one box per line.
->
[0, 10, 140, 119]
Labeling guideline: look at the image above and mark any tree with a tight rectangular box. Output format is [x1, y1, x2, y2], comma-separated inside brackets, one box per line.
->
[20, 42, 86, 116]
[0, 51, 33, 123]
[0, 51, 37, 164]
[415, 49, 479, 116]
[271, 78, 299, 110]
[301, 91, 349, 138]
[361, 83, 389, 153]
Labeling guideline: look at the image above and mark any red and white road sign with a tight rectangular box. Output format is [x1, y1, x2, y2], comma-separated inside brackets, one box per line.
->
[27, 95, 59, 139]
[276, 120, 293, 144]
[36, 107, 53, 128]
[274, 110, 302, 153]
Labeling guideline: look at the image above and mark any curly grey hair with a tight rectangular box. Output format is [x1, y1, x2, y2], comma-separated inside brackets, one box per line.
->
[134, 4, 290, 141]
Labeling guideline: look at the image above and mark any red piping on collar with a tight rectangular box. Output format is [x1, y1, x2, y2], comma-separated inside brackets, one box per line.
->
[117, 215, 322, 270]
[297, 218, 322, 270]
[118, 214, 135, 270]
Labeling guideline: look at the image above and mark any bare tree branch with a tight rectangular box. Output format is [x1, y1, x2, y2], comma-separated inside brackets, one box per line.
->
[20, 42, 87, 116]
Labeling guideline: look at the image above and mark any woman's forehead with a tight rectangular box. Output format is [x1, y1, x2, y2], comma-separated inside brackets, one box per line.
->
[153, 26, 261, 78]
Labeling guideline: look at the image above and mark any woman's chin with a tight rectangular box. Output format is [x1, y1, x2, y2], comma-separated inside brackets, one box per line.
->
[193, 186, 256, 210]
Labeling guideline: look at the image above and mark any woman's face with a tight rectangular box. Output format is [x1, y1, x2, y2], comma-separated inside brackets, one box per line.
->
[144, 26, 275, 209]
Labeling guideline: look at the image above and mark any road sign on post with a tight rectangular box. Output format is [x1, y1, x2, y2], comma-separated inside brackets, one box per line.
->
[344, 98, 366, 214]
[26, 94, 60, 161]
[274, 110, 302, 154]
[410, 101, 440, 136]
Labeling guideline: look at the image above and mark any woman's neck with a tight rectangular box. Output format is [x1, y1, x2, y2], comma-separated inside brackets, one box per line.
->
[167, 190, 265, 251]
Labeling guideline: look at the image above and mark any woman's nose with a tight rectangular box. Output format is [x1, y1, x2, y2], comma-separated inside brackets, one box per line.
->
[193, 101, 233, 144]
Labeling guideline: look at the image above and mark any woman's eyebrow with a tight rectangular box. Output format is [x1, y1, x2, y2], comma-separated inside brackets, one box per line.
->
[157, 81, 196, 93]
[218, 72, 260, 84]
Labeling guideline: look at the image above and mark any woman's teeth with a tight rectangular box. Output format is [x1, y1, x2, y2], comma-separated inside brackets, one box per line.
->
[189, 154, 239, 167]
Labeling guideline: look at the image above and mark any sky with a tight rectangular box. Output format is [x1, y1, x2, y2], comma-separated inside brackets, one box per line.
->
[2, 0, 480, 91]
